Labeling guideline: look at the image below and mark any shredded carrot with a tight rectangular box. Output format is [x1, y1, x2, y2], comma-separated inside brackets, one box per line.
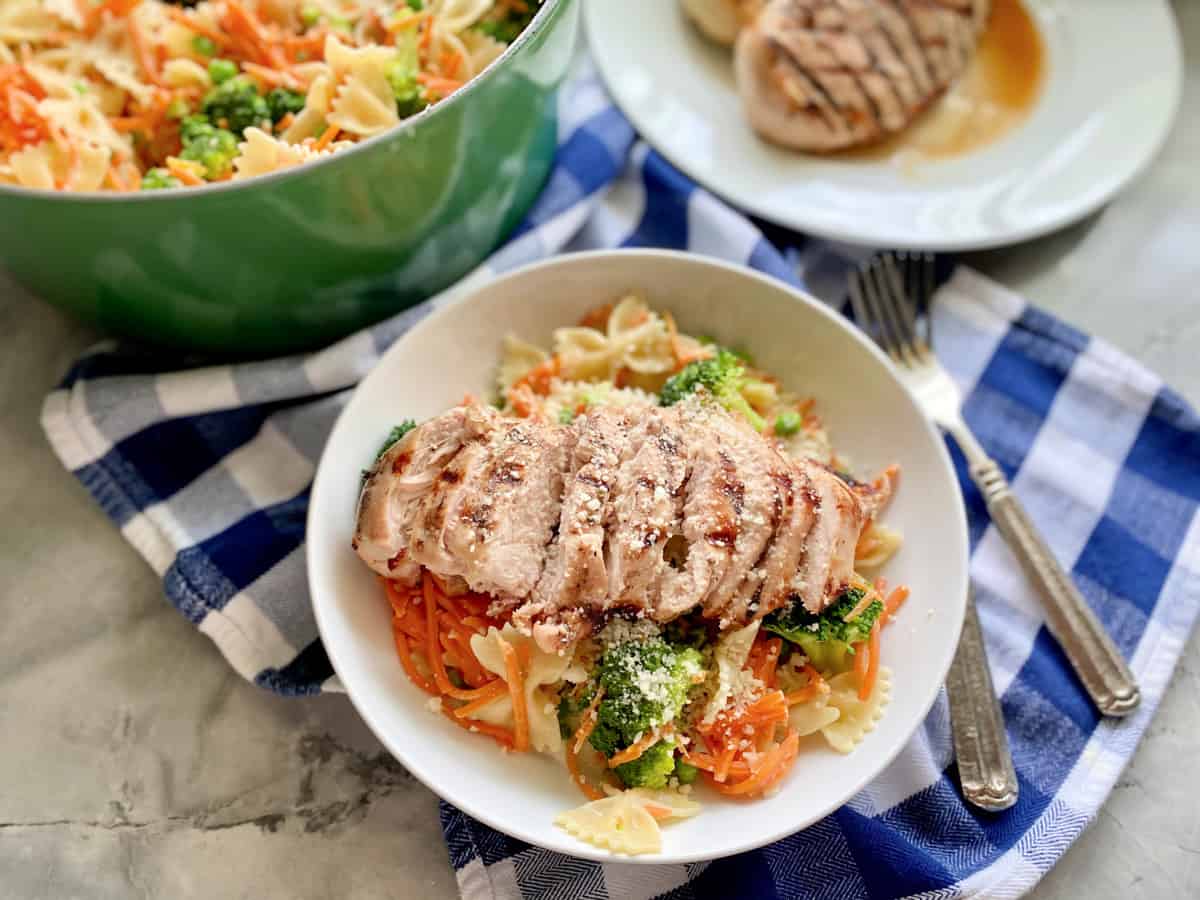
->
[708, 731, 800, 797]
[842, 588, 878, 622]
[607, 727, 670, 768]
[110, 115, 148, 133]
[566, 690, 605, 800]
[452, 679, 508, 717]
[128, 14, 163, 86]
[499, 638, 530, 752]
[707, 743, 734, 783]
[752, 637, 783, 686]
[224, 0, 288, 69]
[107, 162, 129, 192]
[883, 585, 910, 624]
[164, 7, 229, 48]
[785, 664, 827, 706]
[433, 588, 470, 622]
[439, 49, 462, 80]
[166, 157, 205, 186]
[859, 621, 881, 701]
[314, 122, 340, 150]
[393, 628, 439, 696]
[423, 573, 485, 700]
[415, 72, 463, 97]
[440, 704, 515, 748]
[578, 302, 613, 331]
[513, 356, 560, 396]
[242, 61, 303, 90]
[853, 636, 870, 689]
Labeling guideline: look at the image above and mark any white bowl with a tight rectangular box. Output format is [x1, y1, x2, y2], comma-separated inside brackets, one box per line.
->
[307, 250, 969, 863]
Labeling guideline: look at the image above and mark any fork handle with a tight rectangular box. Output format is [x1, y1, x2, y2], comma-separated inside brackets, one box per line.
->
[970, 459, 1141, 717]
[946, 592, 1018, 811]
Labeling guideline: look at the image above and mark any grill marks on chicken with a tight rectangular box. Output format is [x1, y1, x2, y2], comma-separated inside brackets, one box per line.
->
[355, 400, 878, 652]
[734, 0, 991, 151]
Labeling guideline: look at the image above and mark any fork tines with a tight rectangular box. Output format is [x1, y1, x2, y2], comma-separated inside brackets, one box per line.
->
[848, 252, 935, 364]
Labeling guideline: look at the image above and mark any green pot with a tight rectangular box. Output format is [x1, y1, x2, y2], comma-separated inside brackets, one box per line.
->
[0, 0, 578, 356]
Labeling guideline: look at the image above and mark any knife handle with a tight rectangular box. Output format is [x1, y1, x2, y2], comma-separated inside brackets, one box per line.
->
[970, 459, 1140, 717]
[946, 593, 1019, 811]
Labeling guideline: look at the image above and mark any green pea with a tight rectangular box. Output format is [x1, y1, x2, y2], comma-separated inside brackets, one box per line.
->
[191, 35, 217, 57]
[774, 410, 803, 436]
[208, 58, 238, 85]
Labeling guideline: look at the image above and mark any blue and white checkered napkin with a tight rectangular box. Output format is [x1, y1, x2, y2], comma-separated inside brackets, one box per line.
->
[40, 57, 1200, 899]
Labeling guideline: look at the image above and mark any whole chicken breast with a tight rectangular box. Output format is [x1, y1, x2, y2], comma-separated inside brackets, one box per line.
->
[735, 0, 991, 152]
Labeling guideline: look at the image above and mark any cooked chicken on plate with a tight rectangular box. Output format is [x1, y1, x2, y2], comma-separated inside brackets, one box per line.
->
[683, 0, 992, 151]
[354, 396, 891, 653]
[681, 0, 764, 45]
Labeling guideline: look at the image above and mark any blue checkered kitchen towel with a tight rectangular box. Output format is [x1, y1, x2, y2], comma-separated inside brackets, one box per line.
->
[39, 57, 1200, 900]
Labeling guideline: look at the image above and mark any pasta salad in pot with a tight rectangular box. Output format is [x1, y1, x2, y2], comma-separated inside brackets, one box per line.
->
[0, 0, 542, 191]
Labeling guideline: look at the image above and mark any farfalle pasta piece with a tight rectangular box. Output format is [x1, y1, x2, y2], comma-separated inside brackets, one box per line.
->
[162, 58, 212, 90]
[468, 625, 575, 754]
[231, 127, 350, 180]
[702, 620, 761, 724]
[555, 792, 664, 856]
[429, 0, 495, 32]
[627, 788, 703, 821]
[282, 74, 335, 143]
[7, 141, 110, 191]
[855, 522, 904, 570]
[94, 55, 157, 106]
[328, 75, 399, 138]
[554, 296, 676, 382]
[788, 696, 841, 737]
[324, 35, 400, 138]
[37, 96, 128, 156]
[44, 0, 84, 30]
[496, 334, 549, 396]
[0, 0, 61, 44]
[461, 29, 506, 76]
[819, 667, 892, 753]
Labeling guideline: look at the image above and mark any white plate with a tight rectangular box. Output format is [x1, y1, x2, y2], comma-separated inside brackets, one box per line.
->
[307, 250, 969, 862]
[585, 0, 1183, 250]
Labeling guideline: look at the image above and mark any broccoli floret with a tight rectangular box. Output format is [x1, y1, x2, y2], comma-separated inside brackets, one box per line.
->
[614, 739, 678, 789]
[473, 0, 541, 43]
[763, 587, 883, 673]
[557, 407, 575, 425]
[376, 420, 417, 461]
[266, 87, 306, 123]
[201, 75, 270, 135]
[589, 635, 703, 757]
[674, 757, 699, 785]
[385, 43, 428, 119]
[140, 167, 181, 190]
[178, 115, 239, 180]
[659, 348, 767, 431]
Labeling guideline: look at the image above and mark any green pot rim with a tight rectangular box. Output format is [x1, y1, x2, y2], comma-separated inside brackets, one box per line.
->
[0, 0, 565, 206]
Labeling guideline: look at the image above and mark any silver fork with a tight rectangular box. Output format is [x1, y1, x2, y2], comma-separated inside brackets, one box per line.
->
[850, 254, 1141, 719]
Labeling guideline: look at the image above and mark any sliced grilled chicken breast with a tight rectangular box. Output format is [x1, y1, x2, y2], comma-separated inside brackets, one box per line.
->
[354, 399, 888, 652]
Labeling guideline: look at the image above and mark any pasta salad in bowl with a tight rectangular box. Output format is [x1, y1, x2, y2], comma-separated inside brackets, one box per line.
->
[308, 250, 969, 861]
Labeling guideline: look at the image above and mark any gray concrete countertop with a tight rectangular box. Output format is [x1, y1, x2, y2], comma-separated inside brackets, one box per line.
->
[2, 7, 1198, 897]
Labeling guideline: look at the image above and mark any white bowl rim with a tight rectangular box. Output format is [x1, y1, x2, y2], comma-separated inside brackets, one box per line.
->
[307, 248, 970, 863]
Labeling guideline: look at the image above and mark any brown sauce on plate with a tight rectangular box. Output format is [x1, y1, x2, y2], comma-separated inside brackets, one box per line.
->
[842, 0, 1046, 162]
